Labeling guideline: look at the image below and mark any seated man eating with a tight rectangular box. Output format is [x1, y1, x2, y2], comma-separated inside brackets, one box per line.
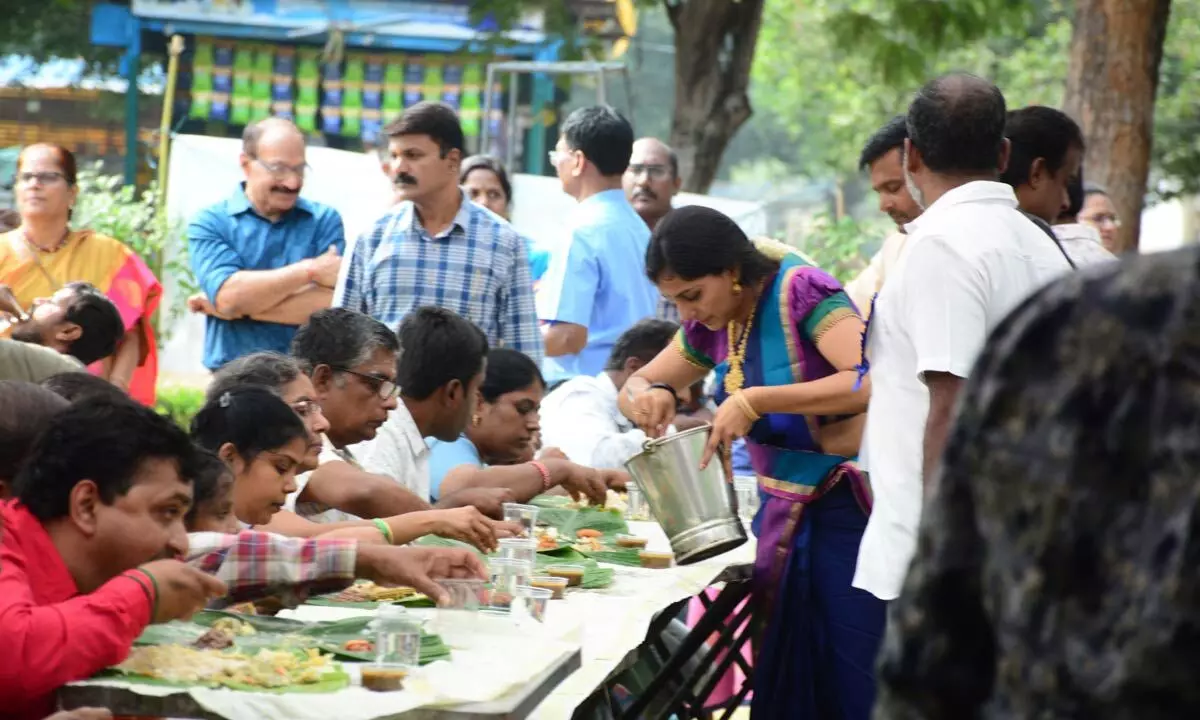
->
[289, 308, 515, 518]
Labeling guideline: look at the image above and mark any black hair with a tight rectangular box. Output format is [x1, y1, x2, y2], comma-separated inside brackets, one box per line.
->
[184, 446, 233, 529]
[1084, 183, 1108, 197]
[291, 308, 400, 375]
[907, 73, 1007, 175]
[646, 205, 779, 285]
[999, 106, 1085, 189]
[605, 319, 679, 371]
[396, 306, 489, 401]
[384, 101, 464, 157]
[561, 105, 635, 177]
[190, 386, 307, 463]
[460, 155, 513, 203]
[41, 371, 128, 403]
[14, 394, 199, 521]
[61, 282, 125, 365]
[859, 115, 909, 171]
[481, 348, 544, 403]
[0, 381, 69, 485]
[208, 351, 302, 401]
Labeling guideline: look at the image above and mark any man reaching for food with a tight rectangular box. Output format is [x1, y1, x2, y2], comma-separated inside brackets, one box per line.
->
[0, 394, 485, 720]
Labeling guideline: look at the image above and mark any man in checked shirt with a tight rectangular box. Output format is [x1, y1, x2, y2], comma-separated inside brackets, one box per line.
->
[334, 102, 542, 363]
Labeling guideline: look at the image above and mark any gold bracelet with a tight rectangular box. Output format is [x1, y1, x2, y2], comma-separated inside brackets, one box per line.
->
[732, 390, 760, 422]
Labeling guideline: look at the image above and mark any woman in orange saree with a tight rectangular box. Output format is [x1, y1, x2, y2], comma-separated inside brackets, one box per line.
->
[0, 144, 161, 405]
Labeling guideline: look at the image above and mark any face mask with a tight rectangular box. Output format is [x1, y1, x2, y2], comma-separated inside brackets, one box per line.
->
[902, 148, 927, 211]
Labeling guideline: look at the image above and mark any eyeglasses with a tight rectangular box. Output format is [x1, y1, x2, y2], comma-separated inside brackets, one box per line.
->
[289, 398, 321, 418]
[16, 171, 67, 186]
[548, 150, 576, 167]
[334, 367, 399, 400]
[1083, 213, 1122, 228]
[627, 163, 671, 180]
[250, 156, 311, 178]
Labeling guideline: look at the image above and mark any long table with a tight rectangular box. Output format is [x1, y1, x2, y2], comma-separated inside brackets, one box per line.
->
[59, 521, 755, 720]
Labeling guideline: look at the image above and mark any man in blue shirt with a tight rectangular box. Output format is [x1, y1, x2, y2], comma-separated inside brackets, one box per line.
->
[538, 106, 659, 383]
[335, 103, 542, 363]
[187, 118, 345, 370]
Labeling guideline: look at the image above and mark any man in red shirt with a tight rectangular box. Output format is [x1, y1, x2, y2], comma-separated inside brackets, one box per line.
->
[0, 395, 228, 720]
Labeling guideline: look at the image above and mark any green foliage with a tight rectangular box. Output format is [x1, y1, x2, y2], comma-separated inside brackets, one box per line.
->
[1150, 0, 1200, 200]
[72, 165, 196, 342]
[796, 213, 879, 284]
[3, 0, 122, 69]
[155, 384, 206, 429]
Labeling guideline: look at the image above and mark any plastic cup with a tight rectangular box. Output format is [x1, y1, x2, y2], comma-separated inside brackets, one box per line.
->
[498, 537, 538, 567]
[435, 578, 487, 610]
[370, 605, 422, 668]
[625, 484, 650, 521]
[502, 503, 539, 538]
[529, 575, 568, 599]
[488, 557, 533, 611]
[512, 585, 552, 623]
[545, 563, 586, 587]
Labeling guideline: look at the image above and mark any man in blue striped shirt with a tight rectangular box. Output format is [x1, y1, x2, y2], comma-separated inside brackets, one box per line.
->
[334, 103, 542, 363]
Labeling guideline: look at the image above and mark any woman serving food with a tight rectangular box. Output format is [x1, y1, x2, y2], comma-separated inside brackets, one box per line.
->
[617, 206, 884, 720]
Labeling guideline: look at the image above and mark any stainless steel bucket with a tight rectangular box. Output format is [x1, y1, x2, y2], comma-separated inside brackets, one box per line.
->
[623, 425, 747, 565]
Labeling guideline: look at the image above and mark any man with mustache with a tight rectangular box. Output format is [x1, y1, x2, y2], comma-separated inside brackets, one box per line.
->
[623, 137, 684, 322]
[844, 116, 924, 319]
[335, 102, 542, 364]
[853, 74, 1075, 605]
[187, 117, 345, 371]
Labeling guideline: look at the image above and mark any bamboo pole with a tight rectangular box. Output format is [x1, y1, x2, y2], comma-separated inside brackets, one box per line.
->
[157, 35, 185, 209]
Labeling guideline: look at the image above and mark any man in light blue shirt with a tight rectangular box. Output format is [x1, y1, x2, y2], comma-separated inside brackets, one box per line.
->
[188, 118, 345, 370]
[336, 103, 542, 363]
[538, 106, 658, 383]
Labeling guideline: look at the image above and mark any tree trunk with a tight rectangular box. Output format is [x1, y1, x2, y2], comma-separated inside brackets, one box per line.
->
[665, 0, 765, 193]
[1063, 0, 1172, 253]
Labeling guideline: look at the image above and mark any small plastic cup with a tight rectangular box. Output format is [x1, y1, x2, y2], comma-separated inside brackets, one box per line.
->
[435, 578, 487, 610]
[512, 585, 552, 623]
[545, 563, 586, 587]
[529, 575, 568, 599]
[625, 485, 650, 521]
[615, 534, 648, 549]
[370, 605, 422, 668]
[502, 502, 540, 538]
[488, 557, 533, 611]
[498, 537, 538, 567]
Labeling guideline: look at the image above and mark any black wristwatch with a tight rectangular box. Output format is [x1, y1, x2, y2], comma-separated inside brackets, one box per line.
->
[647, 382, 678, 402]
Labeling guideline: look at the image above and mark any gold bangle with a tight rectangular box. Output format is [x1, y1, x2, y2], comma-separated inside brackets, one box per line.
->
[732, 390, 760, 422]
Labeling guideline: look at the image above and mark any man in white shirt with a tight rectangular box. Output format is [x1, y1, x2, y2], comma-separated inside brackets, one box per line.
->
[844, 116, 923, 318]
[350, 306, 495, 506]
[853, 74, 1075, 602]
[540, 318, 706, 468]
[999, 105, 1115, 269]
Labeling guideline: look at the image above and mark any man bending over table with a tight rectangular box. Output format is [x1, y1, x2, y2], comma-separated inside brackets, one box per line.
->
[0, 393, 485, 720]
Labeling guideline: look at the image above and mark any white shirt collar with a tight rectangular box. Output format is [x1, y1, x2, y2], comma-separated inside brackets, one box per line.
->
[905, 180, 1018, 235]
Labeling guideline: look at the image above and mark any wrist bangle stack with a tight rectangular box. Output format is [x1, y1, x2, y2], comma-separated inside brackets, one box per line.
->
[371, 518, 395, 544]
[731, 390, 761, 422]
[529, 460, 552, 492]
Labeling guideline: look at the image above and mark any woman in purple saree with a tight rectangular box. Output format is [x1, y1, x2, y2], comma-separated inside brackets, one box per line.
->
[618, 206, 886, 718]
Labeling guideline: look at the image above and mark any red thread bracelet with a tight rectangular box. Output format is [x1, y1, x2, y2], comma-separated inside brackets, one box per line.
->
[529, 460, 552, 491]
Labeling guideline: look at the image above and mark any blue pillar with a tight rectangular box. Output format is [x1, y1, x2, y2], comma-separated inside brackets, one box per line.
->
[524, 40, 562, 176]
[122, 27, 142, 185]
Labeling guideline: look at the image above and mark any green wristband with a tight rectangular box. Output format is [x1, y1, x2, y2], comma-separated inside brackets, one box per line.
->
[130, 568, 159, 619]
[372, 518, 394, 544]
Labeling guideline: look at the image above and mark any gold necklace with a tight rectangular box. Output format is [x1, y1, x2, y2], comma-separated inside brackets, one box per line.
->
[724, 310, 756, 395]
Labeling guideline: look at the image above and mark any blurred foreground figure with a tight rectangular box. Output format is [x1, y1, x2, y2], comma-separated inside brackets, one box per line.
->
[877, 247, 1200, 718]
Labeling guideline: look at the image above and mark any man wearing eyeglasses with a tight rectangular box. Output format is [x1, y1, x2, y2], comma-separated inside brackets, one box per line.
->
[623, 137, 683, 322]
[187, 117, 346, 371]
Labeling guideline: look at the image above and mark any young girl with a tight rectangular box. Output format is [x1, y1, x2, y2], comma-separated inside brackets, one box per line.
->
[191, 386, 309, 527]
[185, 448, 239, 534]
